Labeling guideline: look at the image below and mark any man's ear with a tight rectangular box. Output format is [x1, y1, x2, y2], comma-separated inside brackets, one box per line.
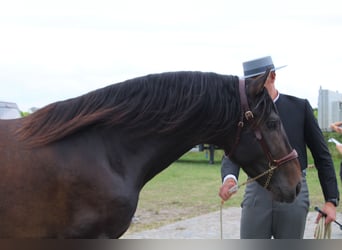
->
[269, 70, 276, 80]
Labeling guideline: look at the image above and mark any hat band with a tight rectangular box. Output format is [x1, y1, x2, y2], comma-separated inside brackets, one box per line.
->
[244, 64, 275, 77]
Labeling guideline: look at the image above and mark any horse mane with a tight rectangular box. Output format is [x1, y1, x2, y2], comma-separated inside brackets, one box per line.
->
[16, 71, 241, 146]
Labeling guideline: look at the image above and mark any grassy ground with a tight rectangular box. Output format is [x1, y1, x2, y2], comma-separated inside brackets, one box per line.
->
[127, 132, 342, 233]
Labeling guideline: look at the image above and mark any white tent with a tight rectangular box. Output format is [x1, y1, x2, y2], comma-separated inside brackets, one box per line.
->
[0, 101, 21, 119]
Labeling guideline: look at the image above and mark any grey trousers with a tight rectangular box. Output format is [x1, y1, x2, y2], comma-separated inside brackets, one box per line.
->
[240, 177, 309, 239]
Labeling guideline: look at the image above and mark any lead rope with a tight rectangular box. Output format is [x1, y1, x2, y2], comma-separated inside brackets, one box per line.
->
[220, 200, 224, 239]
[314, 217, 331, 239]
[314, 207, 332, 239]
[219, 164, 277, 239]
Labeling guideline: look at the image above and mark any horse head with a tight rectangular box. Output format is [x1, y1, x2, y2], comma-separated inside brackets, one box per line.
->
[227, 69, 302, 203]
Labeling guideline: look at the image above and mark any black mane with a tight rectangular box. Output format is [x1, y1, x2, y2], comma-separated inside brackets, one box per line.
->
[16, 71, 241, 146]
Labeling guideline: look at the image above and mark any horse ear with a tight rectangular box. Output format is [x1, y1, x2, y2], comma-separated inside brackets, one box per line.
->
[247, 68, 271, 96]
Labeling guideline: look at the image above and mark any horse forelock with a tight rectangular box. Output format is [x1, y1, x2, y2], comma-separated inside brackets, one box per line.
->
[16, 71, 241, 146]
[251, 88, 275, 127]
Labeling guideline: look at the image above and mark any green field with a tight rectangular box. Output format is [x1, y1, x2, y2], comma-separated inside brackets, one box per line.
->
[128, 132, 342, 233]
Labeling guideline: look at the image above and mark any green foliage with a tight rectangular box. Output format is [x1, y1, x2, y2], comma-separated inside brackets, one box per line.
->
[312, 108, 318, 119]
[20, 111, 30, 117]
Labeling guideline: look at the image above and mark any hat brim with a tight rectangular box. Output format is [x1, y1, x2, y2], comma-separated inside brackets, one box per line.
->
[242, 65, 287, 79]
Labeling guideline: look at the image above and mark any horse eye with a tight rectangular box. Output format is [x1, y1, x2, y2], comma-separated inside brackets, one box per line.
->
[266, 120, 278, 130]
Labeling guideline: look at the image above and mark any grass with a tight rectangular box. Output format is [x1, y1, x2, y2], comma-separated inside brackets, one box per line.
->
[127, 132, 342, 233]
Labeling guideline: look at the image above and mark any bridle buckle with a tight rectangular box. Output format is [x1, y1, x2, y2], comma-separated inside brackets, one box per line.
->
[245, 111, 254, 120]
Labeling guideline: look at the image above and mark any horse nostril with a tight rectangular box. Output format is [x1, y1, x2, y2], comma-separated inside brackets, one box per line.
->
[296, 182, 301, 195]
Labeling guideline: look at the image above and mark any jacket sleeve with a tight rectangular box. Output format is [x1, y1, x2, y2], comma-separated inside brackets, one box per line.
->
[303, 100, 339, 201]
[221, 154, 240, 182]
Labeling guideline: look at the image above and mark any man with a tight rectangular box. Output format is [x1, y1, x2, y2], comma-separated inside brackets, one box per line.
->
[219, 56, 339, 239]
[330, 121, 342, 156]
[330, 121, 342, 181]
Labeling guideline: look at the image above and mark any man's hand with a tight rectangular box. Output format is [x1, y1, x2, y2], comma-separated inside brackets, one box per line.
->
[315, 202, 337, 225]
[330, 122, 342, 133]
[336, 144, 342, 154]
[219, 178, 237, 201]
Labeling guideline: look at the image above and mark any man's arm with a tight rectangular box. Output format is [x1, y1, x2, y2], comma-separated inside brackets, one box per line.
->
[219, 155, 240, 201]
[331, 121, 342, 133]
[304, 101, 339, 224]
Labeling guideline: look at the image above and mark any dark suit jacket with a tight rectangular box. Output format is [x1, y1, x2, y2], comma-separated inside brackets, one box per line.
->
[221, 93, 339, 201]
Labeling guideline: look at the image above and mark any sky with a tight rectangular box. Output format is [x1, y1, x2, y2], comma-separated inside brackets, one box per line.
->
[0, 0, 342, 111]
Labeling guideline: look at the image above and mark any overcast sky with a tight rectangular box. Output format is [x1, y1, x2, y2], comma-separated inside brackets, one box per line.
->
[1, 0, 341, 111]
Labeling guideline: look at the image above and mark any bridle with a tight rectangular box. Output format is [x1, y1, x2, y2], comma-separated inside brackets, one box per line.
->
[219, 78, 298, 239]
[226, 79, 298, 188]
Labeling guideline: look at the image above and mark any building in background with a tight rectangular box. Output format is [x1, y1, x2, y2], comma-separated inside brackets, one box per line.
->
[317, 87, 342, 131]
[0, 101, 21, 119]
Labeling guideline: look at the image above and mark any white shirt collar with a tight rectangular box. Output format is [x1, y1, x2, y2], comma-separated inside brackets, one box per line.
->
[273, 91, 280, 103]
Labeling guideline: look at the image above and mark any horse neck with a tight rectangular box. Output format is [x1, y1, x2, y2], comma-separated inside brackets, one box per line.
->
[100, 128, 200, 190]
[111, 115, 240, 190]
[90, 75, 240, 188]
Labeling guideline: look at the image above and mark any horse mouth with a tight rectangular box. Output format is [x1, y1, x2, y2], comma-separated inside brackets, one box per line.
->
[271, 181, 301, 203]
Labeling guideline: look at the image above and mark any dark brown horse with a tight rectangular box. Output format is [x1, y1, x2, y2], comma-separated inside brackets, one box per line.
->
[0, 71, 301, 238]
